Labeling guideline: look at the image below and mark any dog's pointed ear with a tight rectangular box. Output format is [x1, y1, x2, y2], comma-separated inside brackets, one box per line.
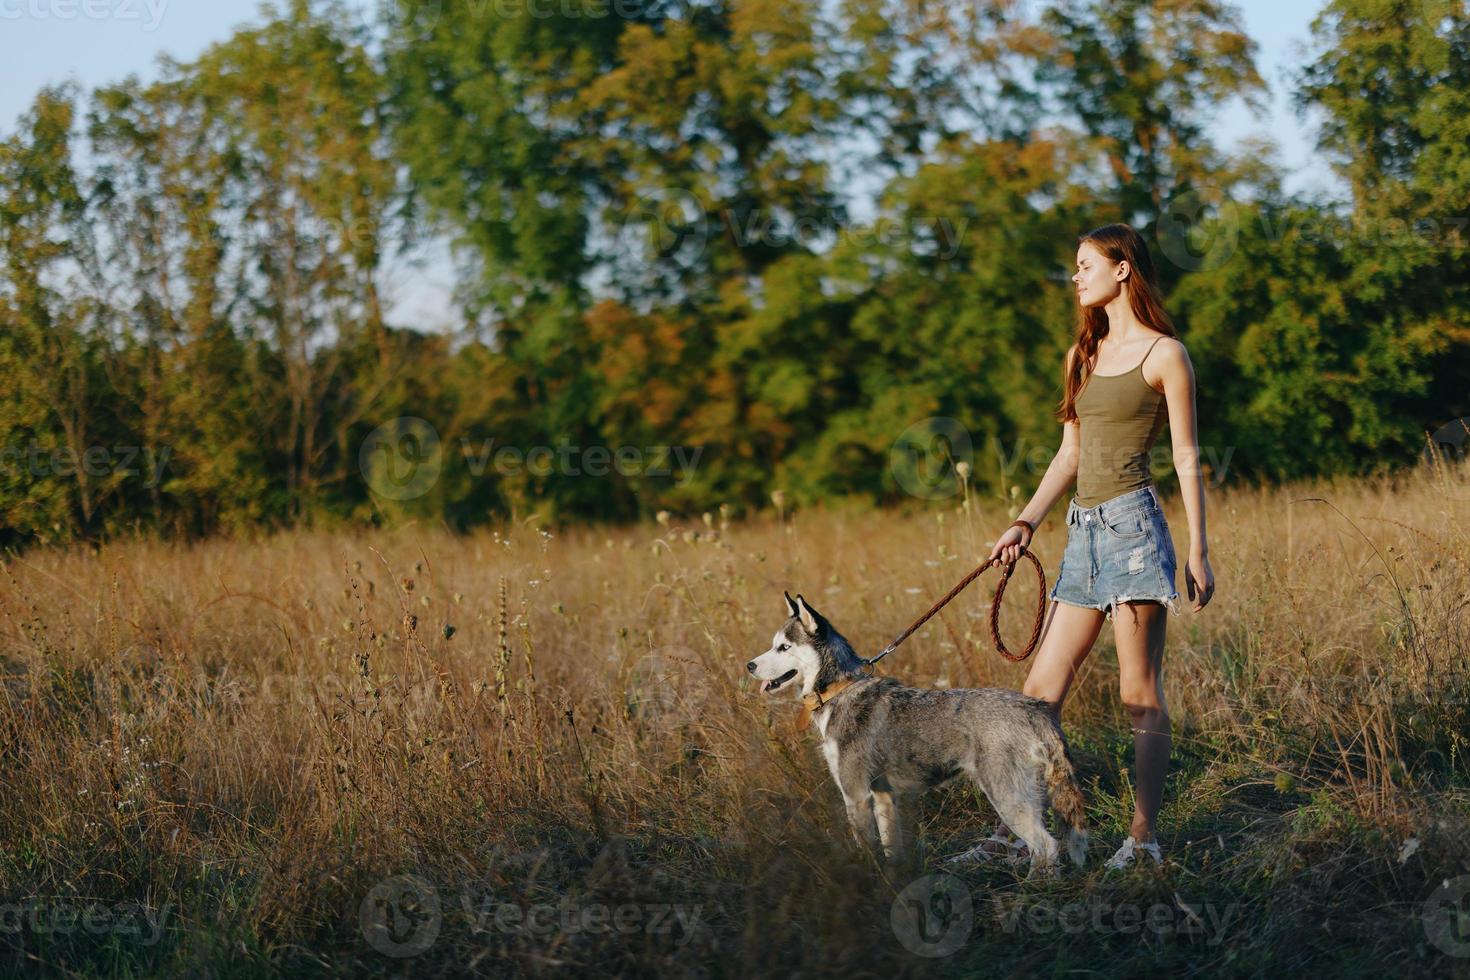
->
[783, 590, 799, 618]
[795, 594, 821, 633]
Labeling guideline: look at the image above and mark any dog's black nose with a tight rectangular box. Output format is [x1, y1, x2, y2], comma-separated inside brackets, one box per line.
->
[745, 661, 756, 673]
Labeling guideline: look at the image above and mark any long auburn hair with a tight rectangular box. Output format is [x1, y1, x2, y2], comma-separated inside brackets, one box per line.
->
[1056, 223, 1178, 423]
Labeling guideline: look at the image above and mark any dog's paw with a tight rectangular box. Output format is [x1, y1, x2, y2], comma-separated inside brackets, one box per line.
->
[946, 838, 1029, 867]
[1028, 860, 1063, 879]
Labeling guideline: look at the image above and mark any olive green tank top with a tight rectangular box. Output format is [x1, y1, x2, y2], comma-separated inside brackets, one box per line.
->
[1074, 336, 1168, 508]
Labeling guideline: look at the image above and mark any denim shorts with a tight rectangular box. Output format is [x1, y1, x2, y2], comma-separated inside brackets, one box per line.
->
[1048, 485, 1182, 621]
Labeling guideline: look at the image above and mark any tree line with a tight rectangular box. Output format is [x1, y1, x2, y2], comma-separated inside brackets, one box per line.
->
[1, 0, 1466, 548]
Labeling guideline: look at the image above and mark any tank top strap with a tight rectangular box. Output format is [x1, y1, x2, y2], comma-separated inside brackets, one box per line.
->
[1138, 336, 1166, 373]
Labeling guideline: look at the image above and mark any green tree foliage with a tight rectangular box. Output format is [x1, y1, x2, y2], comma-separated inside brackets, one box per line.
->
[1034, 0, 1272, 233]
[0, 0, 1463, 546]
[88, 0, 415, 536]
[0, 87, 121, 545]
[1293, 0, 1470, 428]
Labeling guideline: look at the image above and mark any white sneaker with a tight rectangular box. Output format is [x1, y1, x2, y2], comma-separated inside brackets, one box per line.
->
[1103, 835, 1163, 871]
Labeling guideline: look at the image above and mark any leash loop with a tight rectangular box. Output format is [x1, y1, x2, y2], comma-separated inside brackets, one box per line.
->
[859, 549, 1048, 668]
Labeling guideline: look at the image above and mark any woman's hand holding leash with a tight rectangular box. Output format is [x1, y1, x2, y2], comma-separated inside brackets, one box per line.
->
[987, 518, 1035, 566]
[1185, 549, 1215, 612]
[866, 518, 1046, 667]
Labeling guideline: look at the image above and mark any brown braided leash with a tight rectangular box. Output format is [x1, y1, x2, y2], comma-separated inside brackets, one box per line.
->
[860, 519, 1048, 667]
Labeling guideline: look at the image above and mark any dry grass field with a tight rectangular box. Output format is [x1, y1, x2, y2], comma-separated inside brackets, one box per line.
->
[3, 460, 1469, 977]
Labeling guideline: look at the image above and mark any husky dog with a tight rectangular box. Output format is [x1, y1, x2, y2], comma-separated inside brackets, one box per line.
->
[747, 591, 1088, 873]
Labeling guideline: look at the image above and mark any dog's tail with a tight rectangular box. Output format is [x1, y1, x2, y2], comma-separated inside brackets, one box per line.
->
[1042, 729, 1089, 868]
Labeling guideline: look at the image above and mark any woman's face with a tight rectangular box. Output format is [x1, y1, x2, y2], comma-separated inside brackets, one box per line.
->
[1073, 241, 1124, 308]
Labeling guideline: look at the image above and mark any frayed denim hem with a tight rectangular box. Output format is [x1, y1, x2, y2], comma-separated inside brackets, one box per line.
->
[1050, 590, 1183, 619]
[1102, 591, 1182, 621]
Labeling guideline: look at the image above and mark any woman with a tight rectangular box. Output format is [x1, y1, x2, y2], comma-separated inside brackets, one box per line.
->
[980, 222, 1215, 870]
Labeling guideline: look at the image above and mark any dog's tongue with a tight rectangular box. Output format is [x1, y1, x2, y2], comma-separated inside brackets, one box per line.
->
[759, 679, 772, 693]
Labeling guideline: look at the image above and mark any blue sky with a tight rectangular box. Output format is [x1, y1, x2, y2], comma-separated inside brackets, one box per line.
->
[2, 0, 1342, 325]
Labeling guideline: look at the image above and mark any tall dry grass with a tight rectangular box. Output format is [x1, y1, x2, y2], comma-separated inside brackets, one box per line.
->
[2, 458, 1469, 976]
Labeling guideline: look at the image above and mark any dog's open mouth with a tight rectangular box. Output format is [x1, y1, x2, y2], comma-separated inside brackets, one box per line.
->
[760, 669, 798, 694]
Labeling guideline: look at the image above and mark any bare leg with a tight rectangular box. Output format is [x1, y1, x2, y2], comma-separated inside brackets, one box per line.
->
[1113, 599, 1170, 842]
[990, 599, 1105, 845]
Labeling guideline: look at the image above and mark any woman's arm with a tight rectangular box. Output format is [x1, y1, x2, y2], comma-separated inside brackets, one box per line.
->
[1015, 417, 1080, 530]
[987, 418, 1079, 565]
[1016, 343, 1081, 529]
[1158, 338, 1216, 610]
[989, 345, 1082, 565]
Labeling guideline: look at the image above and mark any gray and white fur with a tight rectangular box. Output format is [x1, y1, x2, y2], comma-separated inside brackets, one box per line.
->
[746, 591, 1089, 873]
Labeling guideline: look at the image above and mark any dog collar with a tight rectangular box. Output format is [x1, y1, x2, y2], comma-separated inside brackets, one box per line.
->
[796, 675, 869, 730]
